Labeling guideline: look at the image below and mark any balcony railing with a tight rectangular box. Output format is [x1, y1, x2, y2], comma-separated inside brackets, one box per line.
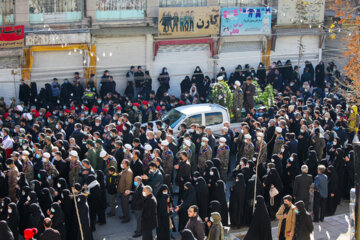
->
[96, 0, 145, 21]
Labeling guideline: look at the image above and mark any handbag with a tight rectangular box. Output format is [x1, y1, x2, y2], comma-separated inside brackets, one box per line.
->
[269, 185, 279, 206]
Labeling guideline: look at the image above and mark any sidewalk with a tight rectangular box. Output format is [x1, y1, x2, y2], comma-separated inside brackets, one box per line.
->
[231, 214, 350, 240]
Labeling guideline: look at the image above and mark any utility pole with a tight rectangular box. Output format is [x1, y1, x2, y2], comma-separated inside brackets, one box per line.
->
[353, 142, 360, 240]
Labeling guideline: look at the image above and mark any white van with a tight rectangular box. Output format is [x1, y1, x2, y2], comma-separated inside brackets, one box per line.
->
[161, 103, 241, 135]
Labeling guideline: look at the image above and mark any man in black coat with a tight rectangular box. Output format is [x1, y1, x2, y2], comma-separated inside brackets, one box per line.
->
[141, 185, 157, 240]
[129, 176, 144, 238]
[130, 150, 144, 178]
[38, 218, 61, 240]
[242, 77, 256, 113]
[293, 165, 313, 210]
[19, 79, 31, 106]
[185, 205, 205, 240]
[70, 123, 86, 147]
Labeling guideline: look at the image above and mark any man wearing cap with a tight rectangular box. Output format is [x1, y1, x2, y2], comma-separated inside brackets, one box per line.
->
[143, 144, 153, 169]
[22, 150, 34, 183]
[241, 134, 255, 161]
[273, 127, 284, 155]
[161, 140, 174, 189]
[242, 76, 256, 113]
[100, 150, 118, 175]
[216, 137, 230, 181]
[11, 151, 23, 172]
[198, 137, 212, 173]
[94, 139, 105, 171]
[123, 144, 133, 161]
[255, 132, 267, 163]
[68, 150, 81, 186]
[44, 136, 53, 154]
[42, 152, 59, 187]
[5, 159, 19, 202]
[233, 81, 244, 122]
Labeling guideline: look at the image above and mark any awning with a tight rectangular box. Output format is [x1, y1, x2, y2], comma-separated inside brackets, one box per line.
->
[154, 38, 215, 59]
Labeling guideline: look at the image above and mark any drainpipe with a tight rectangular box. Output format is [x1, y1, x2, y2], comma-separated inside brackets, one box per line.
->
[83, 0, 92, 28]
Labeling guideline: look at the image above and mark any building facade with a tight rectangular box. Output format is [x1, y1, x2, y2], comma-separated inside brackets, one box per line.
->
[0, 0, 327, 99]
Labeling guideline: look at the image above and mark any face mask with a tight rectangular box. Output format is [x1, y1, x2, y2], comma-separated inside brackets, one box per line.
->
[295, 209, 299, 214]
[27, 196, 30, 201]
[142, 192, 147, 197]
[162, 191, 168, 194]
[257, 137, 262, 141]
[121, 164, 124, 169]
[240, 161, 244, 165]
[325, 117, 329, 121]
[150, 169, 155, 173]
[42, 158, 47, 162]
[210, 217, 214, 222]
[219, 143, 225, 146]
[97, 100, 101, 104]
[150, 154, 155, 158]
[80, 117, 85, 121]
[35, 154, 40, 158]
[281, 148, 285, 153]
[57, 183, 61, 188]
[38, 173, 41, 179]
[8, 209, 12, 214]
[289, 157, 294, 162]
[51, 208, 55, 213]
[333, 141, 337, 145]
[95, 122, 100, 127]
[123, 149, 126, 153]
[300, 129, 304, 133]
[134, 181, 138, 187]
[210, 171, 214, 176]
[22, 155, 26, 160]
[123, 127, 127, 131]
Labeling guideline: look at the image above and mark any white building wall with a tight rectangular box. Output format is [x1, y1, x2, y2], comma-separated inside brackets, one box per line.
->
[95, 36, 147, 95]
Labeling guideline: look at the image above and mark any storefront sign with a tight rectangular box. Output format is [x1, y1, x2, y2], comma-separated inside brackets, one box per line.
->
[220, 7, 271, 36]
[0, 25, 24, 48]
[277, 0, 325, 25]
[158, 7, 220, 37]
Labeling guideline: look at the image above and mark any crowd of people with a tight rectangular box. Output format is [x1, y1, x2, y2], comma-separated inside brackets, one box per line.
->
[0, 59, 358, 240]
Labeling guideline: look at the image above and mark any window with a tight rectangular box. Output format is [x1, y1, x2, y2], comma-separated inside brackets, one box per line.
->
[219, 0, 262, 7]
[96, 0, 145, 20]
[29, 0, 82, 24]
[162, 109, 186, 129]
[183, 114, 202, 126]
[0, 0, 14, 25]
[160, 0, 206, 7]
[205, 112, 223, 126]
[30, 0, 81, 13]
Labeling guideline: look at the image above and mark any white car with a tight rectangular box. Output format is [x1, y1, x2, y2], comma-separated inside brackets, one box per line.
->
[161, 103, 242, 135]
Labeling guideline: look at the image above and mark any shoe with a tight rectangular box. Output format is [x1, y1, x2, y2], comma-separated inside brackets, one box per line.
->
[121, 219, 130, 223]
[132, 233, 142, 238]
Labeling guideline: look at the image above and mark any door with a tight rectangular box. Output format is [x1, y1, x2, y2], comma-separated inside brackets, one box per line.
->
[153, 44, 212, 97]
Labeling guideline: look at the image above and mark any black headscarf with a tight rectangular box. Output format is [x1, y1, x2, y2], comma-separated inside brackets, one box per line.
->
[229, 173, 246, 228]
[181, 229, 197, 240]
[0, 220, 14, 240]
[39, 188, 53, 214]
[50, 202, 66, 240]
[195, 177, 209, 219]
[213, 180, 228, 226]
[76, 194, 93, 240]
[7, 203, 18, 240]
[244, 195, 272, 240]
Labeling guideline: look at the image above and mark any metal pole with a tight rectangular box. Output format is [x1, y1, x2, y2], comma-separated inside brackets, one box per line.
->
[353, 142, 360, 240]
[253, 142, 262, 214]
[72, 187, 84, 240]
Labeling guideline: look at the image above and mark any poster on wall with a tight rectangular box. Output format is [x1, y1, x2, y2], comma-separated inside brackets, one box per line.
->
[158, 7, 220, 37]
[220, 7, 272, 36]
[0, 25, 24, 49]
[277, 0, 325, 25]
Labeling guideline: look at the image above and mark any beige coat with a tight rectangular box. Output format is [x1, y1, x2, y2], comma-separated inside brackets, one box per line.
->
[117, 167, 133, 193]
[276, 204, 296, 240]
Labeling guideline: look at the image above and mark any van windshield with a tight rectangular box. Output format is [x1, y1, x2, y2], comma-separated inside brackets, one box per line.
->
[162, 109, 186, 129]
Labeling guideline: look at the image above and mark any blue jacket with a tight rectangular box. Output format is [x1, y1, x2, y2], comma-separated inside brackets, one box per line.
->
[314, 173, 328, 198]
